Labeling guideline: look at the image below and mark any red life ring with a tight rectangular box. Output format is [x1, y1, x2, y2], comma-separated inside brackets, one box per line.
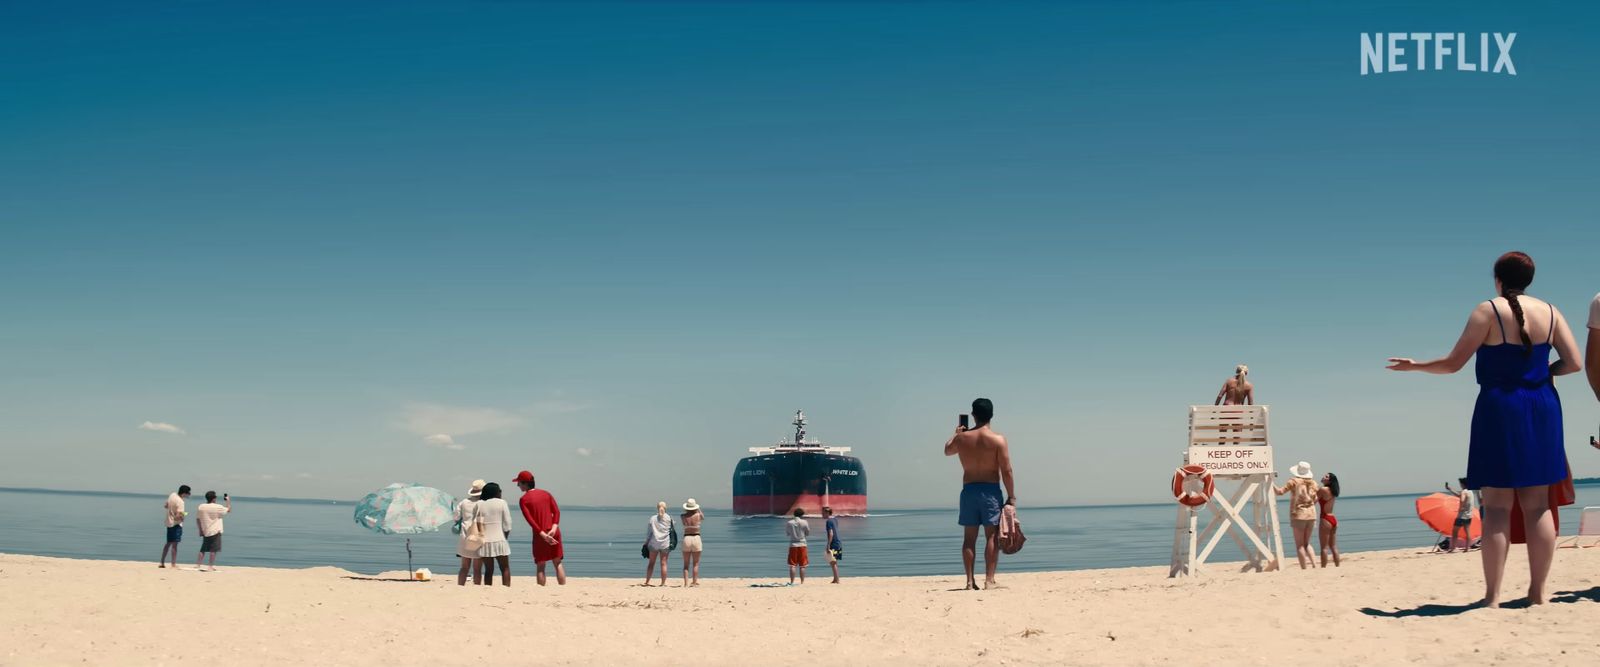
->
[1172, 465, 1214, 507]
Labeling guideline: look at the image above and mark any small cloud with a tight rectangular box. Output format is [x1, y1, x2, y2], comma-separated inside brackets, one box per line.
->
[260, 474, 277, 481]
[424, 433, 465, 451]
[399, 403, 524, 438]
[139, 421, 186, 435]
[574, 447, 592, 457]
[295, 472, 313, 479]
[532, 399, 590, 415]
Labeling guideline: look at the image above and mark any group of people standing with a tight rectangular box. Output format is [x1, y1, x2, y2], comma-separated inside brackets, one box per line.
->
[641, 499, 707, 586]
[158, 485, 232, 571]
[1274, 463, 1341, 569]
[450, 470, 567, 587]
[639, 501, 843, 586]
[149, 261, 1597, 604]
[1212, 365, 1344, 571]
[1388, 250, 1600, 608]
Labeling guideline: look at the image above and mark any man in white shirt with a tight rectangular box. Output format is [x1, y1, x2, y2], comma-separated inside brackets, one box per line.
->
[194, 491, 232, 572]
[1588, 293, 1599, 450]
[160, 485, 191, 569]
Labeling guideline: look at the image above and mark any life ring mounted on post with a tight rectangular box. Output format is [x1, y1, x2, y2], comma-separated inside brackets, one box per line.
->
[1172, 464, 1214, 507]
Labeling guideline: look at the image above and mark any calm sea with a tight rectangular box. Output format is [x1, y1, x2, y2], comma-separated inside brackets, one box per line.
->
[1, 486, 1596, 579]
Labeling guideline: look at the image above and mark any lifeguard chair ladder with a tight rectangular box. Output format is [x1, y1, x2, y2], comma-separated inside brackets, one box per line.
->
[1169, 405, 1285, 577]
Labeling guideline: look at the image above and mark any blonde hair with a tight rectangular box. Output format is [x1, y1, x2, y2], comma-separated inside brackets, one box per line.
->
[1235, 364, 1248, 378]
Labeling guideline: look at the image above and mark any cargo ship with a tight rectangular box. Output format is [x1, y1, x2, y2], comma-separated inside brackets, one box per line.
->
[732, 411, 867, 516]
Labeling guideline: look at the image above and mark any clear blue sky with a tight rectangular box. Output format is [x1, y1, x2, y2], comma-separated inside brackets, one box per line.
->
[3, 2, 1597, 507]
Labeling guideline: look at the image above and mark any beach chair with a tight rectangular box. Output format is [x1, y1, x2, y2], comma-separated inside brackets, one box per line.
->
[1557, 506, 1600, 548]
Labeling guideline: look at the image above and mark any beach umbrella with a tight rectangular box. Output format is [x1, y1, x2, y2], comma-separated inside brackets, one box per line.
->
[1415, 492, 1481, 542]
[354, 483, 457, 577]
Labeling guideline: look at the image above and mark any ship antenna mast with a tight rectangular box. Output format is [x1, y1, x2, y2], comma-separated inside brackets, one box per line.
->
[793, 410, 806, 446]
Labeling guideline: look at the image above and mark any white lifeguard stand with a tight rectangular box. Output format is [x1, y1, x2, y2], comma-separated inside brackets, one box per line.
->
[1169, 405, 1285, 577]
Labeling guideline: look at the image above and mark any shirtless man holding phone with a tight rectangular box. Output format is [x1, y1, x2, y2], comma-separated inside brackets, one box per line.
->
[944, 397, 1016, 590]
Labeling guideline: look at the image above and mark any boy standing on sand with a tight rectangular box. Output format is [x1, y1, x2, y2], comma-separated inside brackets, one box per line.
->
[944, 397, 1016, 590]
[160, 485, 190, 569]
[824, 506, 842, 584]
[1447, 477, 1477, 553]
[514, 470, 567, 586]
[786, 508, 809, 584]
[193, 491, 231, 572]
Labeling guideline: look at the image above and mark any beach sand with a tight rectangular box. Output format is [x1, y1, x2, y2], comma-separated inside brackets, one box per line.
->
[3, 548, 1599, 666]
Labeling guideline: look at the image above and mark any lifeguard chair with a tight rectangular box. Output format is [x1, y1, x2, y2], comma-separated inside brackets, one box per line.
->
[1169, 405, 1285, 577]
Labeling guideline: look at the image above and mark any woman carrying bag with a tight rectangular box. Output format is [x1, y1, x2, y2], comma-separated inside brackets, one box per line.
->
[453, 479, 485, 586]
[642, 501, 675, 586]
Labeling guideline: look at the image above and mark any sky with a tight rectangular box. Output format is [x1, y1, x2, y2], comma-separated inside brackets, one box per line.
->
[2, 2, 1597, 508]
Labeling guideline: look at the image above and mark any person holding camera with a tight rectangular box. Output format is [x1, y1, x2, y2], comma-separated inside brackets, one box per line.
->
[943, 397, 1016, 591]
[193, 491, 231, 572]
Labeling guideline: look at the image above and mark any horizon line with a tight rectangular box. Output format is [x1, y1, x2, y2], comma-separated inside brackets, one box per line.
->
[0, 485, 1523, 511]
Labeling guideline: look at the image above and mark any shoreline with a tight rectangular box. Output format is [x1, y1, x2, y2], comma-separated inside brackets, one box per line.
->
[6, 548, 1600, 665]
[0, 540, 1451, 579]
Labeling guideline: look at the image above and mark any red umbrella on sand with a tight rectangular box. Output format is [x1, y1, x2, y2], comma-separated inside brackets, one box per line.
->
[1416, 492, 1480, 539]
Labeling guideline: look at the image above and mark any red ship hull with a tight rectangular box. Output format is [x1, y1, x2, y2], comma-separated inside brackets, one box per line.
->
[732, 493, 867, 517]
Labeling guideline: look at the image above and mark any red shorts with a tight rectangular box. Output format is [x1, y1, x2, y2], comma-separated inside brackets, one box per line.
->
[787, 546, 809, 567]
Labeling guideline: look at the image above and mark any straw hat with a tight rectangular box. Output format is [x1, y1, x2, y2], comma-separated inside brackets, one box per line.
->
[467, 479, 486, 499]
[1289, 462, 1314, 479]
[682, 498, 700, 512]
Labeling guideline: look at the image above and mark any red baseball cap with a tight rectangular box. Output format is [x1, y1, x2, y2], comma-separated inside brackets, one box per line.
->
[512, 470, 535, 484]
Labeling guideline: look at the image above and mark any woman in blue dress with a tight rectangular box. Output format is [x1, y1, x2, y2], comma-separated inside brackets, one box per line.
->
[1388, 252, 1583, 607]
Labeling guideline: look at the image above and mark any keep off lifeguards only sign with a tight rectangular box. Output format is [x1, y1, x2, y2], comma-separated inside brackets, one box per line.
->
[1186, 444, 1273, 476]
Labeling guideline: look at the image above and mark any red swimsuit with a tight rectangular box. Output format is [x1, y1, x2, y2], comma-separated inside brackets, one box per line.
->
[1319, 495, 1337, 529]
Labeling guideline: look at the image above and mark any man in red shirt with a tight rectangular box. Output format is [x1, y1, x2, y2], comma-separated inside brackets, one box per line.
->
[513, 470, 567, 586]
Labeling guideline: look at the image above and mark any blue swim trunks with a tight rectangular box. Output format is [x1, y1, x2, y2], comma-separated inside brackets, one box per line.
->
[166, 525, 183, 543]
[958, 482, 1003, 527]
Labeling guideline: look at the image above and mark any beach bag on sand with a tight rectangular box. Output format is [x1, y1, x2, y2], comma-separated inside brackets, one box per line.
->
[462, 506, 485, 554]
[999, 505, 1026, 555]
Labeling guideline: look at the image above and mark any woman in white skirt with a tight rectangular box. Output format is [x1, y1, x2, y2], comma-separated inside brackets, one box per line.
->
[475, 482, 513, 586]
[453, 480, 484, 586]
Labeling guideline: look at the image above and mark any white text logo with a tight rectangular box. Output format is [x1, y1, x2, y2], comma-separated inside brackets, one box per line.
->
[1360, 32, 1516, 76]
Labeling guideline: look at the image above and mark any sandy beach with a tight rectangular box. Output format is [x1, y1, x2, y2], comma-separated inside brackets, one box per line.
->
[4, 548, 1598, 666]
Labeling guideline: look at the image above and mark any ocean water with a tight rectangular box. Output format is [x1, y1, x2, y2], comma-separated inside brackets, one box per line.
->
[1, 486, 1596, 579]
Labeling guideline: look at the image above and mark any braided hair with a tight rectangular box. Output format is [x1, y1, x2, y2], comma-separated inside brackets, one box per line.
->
[1493, 252, 1536, 356]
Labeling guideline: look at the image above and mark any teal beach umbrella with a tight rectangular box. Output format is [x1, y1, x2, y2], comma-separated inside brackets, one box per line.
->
[354, 483, 457, 577]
